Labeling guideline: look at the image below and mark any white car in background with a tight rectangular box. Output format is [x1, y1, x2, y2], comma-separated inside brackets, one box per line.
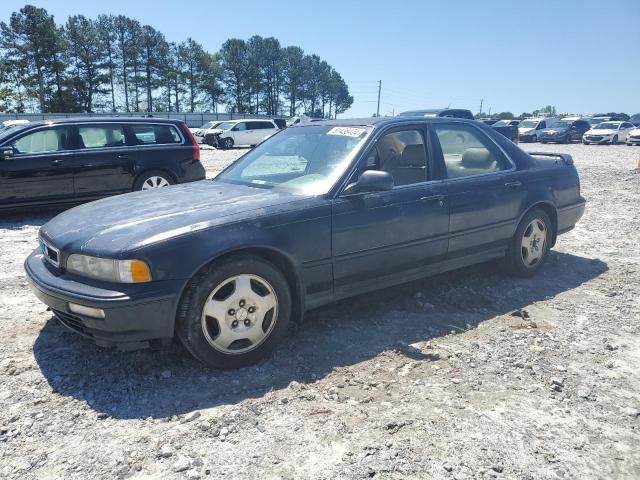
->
[583, 121, 635, 145]
[211, 119, 280, 149]
[1, 119, 29, 132]
[626, 126, 640, 146]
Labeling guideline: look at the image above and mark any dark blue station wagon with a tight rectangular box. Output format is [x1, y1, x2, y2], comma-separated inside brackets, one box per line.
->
[0, 117, 205, 211]
[25, 117, 585, 368]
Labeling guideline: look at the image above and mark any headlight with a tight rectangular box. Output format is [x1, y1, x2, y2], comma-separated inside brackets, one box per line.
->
[66, 254, 152, 283]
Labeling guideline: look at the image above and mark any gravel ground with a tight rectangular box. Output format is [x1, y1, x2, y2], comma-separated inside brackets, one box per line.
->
[1, 143, 639, 480]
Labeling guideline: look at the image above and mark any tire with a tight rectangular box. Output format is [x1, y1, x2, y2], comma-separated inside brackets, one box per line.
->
[221, 137, 234, 150]
[564, 135, 572, 144]
[611, 135, 618, 145]
[531, 134, 537, 143]
[133, 170, 175, 191]
[540, 141, 547, 144]
[176, 255, 292, 369]
[583, 141, 589, 145]
[503, 209, 552, 277]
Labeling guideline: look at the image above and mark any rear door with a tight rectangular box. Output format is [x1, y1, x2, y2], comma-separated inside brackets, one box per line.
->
[432, 122, 526, 267]
[231, 121, 252, 145]
[0, 125, 75, 207]
[127, 123, 188, 180]
[72, 123, 133, 197]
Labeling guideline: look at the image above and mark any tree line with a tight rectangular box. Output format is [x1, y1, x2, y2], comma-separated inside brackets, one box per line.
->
[0, 5, 353, 118]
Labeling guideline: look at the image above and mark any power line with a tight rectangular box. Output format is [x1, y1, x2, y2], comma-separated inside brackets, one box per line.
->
[376, 80, 381, 117]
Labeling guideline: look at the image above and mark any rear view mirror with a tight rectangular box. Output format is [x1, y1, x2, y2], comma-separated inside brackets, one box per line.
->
[343, 170, 394, 195]
[0, 146, 14, 160]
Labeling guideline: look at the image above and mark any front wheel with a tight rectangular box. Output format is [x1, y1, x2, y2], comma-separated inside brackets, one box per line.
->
[503, 209, 552, 277]
[176, 255, 292, 369]
[221, 137, 234, 150]
[611, 135, 618, 145]
[531, 134, 538, 143]
[564, 134, 572, 144]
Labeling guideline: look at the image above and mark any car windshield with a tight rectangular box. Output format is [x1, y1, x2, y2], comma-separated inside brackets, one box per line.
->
[216, 121, 236, 130]
[216, 125, 371, 195]
[492, 120, 513, 127]
[200, 121, 218, 129]
[519, 120, 538, 128]
[594, 122, 620, 130]
[552, 121, 572, 128]
[589, 118, 607, 126]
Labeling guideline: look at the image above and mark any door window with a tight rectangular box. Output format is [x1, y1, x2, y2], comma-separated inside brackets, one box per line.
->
[130, 124, 182, 145]
[365, 129, 427, 187]
[78, 124, 125, 149]
[10, 127, 71, 155]
[434, 124, 509, 178]
[233, 122, 247, 131]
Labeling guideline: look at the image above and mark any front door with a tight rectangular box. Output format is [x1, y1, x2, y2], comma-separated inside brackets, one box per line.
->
[332, 126, 449, 297]
[0, 125, 75, 207]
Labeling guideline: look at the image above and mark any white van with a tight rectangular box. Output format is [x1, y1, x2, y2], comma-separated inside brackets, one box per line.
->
[211, 119, 280, 149]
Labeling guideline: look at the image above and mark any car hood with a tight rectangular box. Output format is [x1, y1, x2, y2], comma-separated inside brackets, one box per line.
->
[40, 180, 307, 255]
[519, 127, 535, 134]
[629, 129, 640, 135]
[207, 128, 224, 135]
[586, 129, 616, 135]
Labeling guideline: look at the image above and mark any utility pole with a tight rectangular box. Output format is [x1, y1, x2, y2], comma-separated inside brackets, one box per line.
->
[479, 98, 483, 116]
[376, 80, 382, 117]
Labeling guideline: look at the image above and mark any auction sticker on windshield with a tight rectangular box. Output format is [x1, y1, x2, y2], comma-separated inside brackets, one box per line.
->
[327, 127, 366, 137]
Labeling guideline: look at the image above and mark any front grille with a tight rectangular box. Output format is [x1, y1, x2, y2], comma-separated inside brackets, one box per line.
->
[586, 136, 603, 141]
[53, 310, 93, 338]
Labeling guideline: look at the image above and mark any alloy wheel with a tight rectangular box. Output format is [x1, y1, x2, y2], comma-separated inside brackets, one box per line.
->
[520, 219, 547, 268]
[141, 176, 171, 190]
[201, 274, 278, 354]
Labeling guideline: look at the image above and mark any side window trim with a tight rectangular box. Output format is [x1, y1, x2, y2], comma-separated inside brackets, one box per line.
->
[432, 121, 516, 182]
[8, 125, 75, 156]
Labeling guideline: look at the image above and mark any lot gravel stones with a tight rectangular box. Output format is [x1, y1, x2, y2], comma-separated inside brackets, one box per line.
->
[0, 143, 639, 479]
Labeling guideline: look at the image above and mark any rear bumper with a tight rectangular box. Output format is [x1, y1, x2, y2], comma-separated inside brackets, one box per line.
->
[25, 250, 183, 349]
[557, 198, 586, 235]
[179, 161, 206, 183]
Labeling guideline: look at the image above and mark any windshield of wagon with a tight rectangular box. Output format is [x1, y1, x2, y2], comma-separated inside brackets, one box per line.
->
[216, 125, 372, 194]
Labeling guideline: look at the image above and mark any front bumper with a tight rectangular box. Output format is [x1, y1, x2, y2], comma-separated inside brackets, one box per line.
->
[626, 136, 640, 145]
[25, 250, 184, 349]
[583, 135, 612, 144]
[539, 134, 566, 143]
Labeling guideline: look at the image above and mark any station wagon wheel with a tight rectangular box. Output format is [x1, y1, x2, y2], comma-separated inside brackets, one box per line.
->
[222, 137, 234, 150]
[133, 170, 175, 191]
[503, 209, 552, 277]
[201, 274, 278, 354]
[176, 255, 292, 369]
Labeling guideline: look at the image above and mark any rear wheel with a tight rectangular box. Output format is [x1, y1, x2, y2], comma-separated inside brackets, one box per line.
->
[503, 209, 552, 277]
[176, 255, 292, 369]
[134, 170, 174, 191]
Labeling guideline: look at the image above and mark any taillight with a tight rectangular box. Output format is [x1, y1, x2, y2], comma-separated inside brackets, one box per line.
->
[181, 124, 200, 161]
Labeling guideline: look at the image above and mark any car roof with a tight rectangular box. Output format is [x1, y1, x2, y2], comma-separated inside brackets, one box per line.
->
[17, 117, 184, 128]
[289, 116, 479, 129]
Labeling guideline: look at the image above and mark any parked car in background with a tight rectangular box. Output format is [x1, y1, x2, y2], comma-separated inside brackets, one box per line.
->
[539, 118, 591, 144]
[208, 119, 280, 149]
[492, 120, 520, 127]
[1, 119, 29, 132]
[583, 121, 635, 145]
[480, 119, 499, 125]
[0, 118, 204, 211]
[490, 122, 519, 143]
[626, 126, 640, 145]
[519, 118, 555, 143]
[398, 108, 475, 120]
[24, 117, 585, 368]
[192, 121, 222, 142]
[588, 115, 625, 127]
[629, 113, 640, 127]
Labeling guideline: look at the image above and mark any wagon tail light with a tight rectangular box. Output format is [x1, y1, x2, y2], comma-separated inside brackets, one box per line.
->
[181, 123, 200, 161]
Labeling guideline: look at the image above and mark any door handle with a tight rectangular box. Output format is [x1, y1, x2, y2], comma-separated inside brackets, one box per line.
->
[420, 194, 445, 204]
[117, 154, 128, 160]
[504, 181, 522, 189]
[51, 159, 63, 166]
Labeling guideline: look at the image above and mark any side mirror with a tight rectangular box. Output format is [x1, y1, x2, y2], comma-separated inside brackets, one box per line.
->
[343, 170, 394, 195]
[0, 146, 14, 160]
